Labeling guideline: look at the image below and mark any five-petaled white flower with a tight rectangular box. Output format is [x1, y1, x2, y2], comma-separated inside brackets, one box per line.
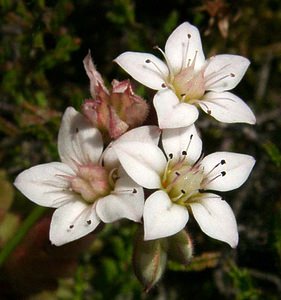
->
[112, 125, 255, 247]
[115, 22, 256, 129]
[14, 107, 147, 246]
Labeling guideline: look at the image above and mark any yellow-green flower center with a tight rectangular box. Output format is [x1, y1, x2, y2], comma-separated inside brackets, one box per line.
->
[161, 157, 204, 207]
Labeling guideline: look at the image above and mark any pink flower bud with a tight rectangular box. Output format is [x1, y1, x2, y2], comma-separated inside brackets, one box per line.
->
[82, 52, 149, 142]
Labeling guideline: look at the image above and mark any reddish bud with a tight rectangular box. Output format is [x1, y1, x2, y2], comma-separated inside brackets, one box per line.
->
[82, 52, 149, 143]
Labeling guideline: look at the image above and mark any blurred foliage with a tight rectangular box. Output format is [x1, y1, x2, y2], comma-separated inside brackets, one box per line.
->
[0, 0, 281, 299]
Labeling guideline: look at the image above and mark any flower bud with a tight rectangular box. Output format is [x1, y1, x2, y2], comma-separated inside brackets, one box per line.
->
[82, 52, 149, 143]
[133, 227, 167, 292]
[167, 229, 193, 265]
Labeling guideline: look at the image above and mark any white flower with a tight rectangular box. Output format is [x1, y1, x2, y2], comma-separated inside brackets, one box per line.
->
[112, 125, 255, 247]
[14, 107, 147, 246]
[114, 22, 256, 128]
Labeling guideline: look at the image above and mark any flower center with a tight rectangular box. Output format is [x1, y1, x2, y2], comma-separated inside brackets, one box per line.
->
[172, 67, 205, 103]
[161, 155, 204, 207]
[70, 164, 115, 204]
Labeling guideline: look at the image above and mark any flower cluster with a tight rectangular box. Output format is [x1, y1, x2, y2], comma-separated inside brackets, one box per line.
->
[14, 22, 255, 290]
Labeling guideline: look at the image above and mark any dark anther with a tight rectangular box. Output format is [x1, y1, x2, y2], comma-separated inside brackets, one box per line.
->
[87, 220, 92, 225]
[69, 225, 74, 229]
[181, 189, 186, 194]
[132, 188, 137, 194]
[161, 83, 167, 88]
[181, 93, 186, 97]
[221, 159, 226, 165]
[187, 34, 191, 38]
[230, 73, 235, 77]
[207, 109, 211, 115]
[175, 171, 180, 176]
[75, 128, 79, 133]
[221, 171, 226, 176]
[145, 59, 151, 63]
[169, 153, 173, 159]
[182, 150, 187, 156]
[190, 134, 193, 139]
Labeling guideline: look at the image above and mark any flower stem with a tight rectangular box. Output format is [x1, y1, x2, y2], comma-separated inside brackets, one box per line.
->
[0, 206, 47, 267]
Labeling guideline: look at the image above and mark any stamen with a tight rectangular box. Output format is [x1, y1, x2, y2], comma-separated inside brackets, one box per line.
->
[182, 34, 191, 69]
[193, 150, 205, 167]
[205, 73, 234, 87]
[179, 134, 194, 163]
[153, 45, 175, 79]
[162, 158, 173, 183]
[198, 102, 212, 115]
[203, 171, 227, 186]
[67, 224, 74, 232]
[87, 220, 92, 225]
[113, 188, 138, 195]
[204, 63, 231, 83]
[205, 160, 226, 176]
[171, 190, 186, 202]
[191, 50, 198, 68]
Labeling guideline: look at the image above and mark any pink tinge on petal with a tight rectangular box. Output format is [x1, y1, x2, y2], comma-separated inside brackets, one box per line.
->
[83, 51, 109, 97]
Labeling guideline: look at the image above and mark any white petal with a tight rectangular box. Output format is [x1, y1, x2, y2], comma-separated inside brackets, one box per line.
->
[105, 126, 161, 170]
[58, 107, 103, 169]
[201, 152, 255, 191]
[153, 90, 199, 129]
[162, 124, 202, 164]
[115, 125, 161, 145]
[96, 175, 144, 223]
[113, 141, 166, 189]
[14, 162, 76, 208]
[143, 190, 189, 240]
[190, 193, 238, 248]
[50, 201, 100, 246]
[165, 22, 205, 73]
[114, 52, 169, 90]
[200, 92, 256, 124]
[204, 54, 250, 92]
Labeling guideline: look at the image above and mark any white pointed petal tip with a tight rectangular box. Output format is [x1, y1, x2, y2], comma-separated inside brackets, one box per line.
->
[143, 190, 189, 240]
[201, 92, 256, 125]
[14, 162, 75, 208]
[58, 106, 103, 168]
[114, 52, 168, 90]
[49, 201, 100, 246]
[201, 152, 255, 192]
[205, 54, 250, 92]
[165, 22, 205, 72]
[190, 194, 238, 248]
[154, 90, 199, 129]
